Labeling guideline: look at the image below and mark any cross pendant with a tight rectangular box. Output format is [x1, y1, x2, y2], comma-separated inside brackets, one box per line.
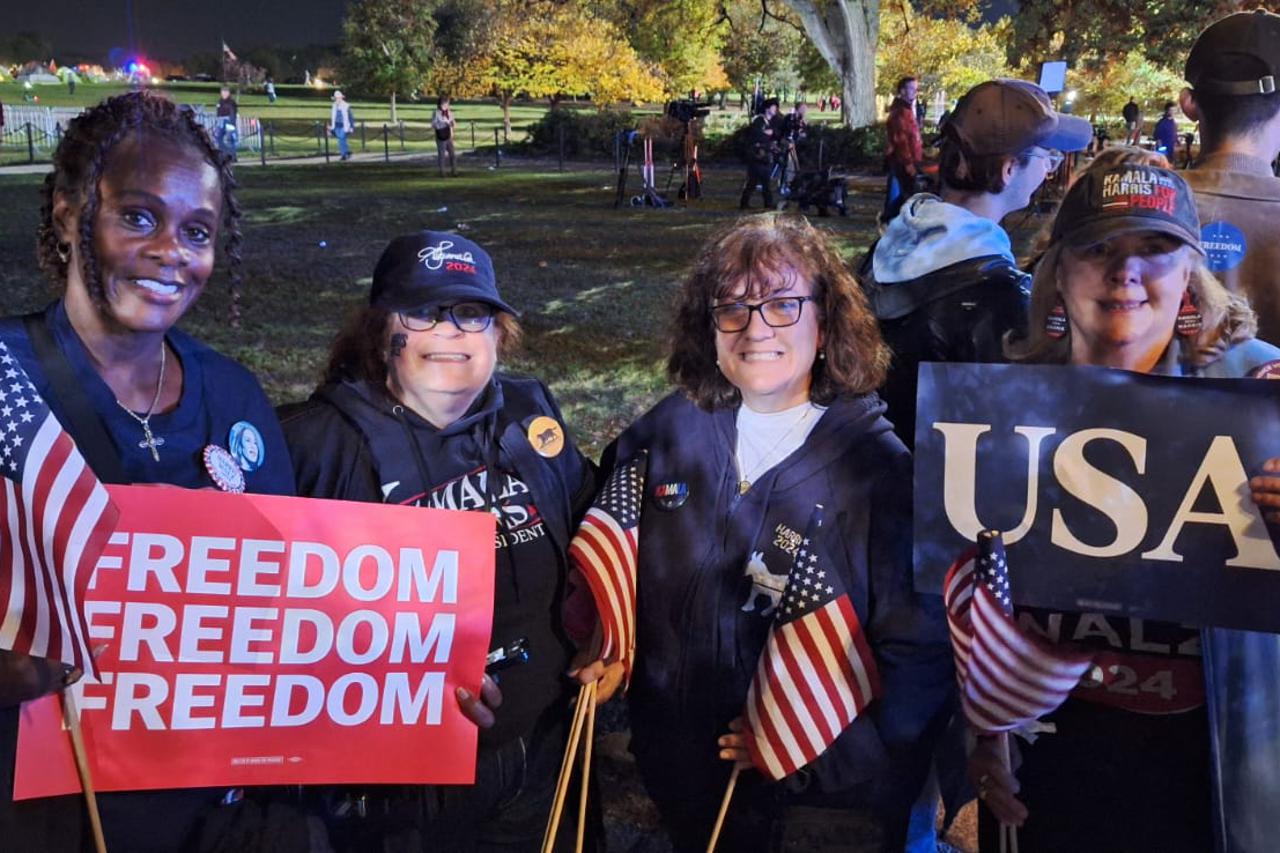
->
[138, 427, 165, 462]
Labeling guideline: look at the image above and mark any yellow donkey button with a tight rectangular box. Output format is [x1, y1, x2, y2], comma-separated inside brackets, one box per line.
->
[527, 416, 564, 458]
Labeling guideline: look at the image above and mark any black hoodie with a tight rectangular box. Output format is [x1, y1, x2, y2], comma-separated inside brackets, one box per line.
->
[279, 374, 596, 745]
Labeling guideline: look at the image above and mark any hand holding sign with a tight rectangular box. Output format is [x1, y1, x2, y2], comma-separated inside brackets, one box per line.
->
[1249, 457, 1280, 524]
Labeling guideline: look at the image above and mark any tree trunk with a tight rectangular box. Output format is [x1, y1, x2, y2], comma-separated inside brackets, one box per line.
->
[501, 93, 513, 137]
[390, 90, 398, 124]
[783, 0, 880, 128]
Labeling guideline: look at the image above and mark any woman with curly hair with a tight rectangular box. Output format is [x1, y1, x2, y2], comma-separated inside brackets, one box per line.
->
[971, 162, 1280, 852]
[583, 214, 953, 852]
[0, 90, 295, 851]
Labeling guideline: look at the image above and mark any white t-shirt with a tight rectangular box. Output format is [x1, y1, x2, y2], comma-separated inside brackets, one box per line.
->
[735, 400, 825, 488]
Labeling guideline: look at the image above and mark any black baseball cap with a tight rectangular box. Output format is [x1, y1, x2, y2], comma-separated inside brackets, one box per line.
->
[1051, 164, 1205, 254]
[945, 79, 1093, 156]
[1186, 10, 1280, 96]
[369, 231, 518, 315]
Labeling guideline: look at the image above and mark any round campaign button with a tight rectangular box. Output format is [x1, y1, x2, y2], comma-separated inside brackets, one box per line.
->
[204, 445, 247, 493]
[228, 420, 266, 472]
[527, 416, 564, 458]
[1200, 221, 1247, 273]
[652, 482, 689, 510]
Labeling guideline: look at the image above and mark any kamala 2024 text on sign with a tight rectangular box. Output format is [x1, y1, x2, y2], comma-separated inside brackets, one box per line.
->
[15, 486, 496, 799]
[914, 363, 1280, 633]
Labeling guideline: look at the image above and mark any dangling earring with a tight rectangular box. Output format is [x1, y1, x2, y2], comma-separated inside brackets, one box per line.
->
[1045, 295, 1068, 339]
[817, 349, 826, 361]
[1176, 288, 1203, 337]
[56, 242, 71, 264]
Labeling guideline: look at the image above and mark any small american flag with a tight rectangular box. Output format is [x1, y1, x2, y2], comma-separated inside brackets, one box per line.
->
[0, 341, 115, 676]
[944, 530, 1093, 734]
[568, 451, 646, 683]
[743, 504, 880, 781]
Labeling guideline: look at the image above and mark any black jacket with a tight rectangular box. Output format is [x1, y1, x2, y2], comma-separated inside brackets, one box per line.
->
[859, 252, 1029, 449]
[604, 392, 953, 850]
[279, 374, 597, 745]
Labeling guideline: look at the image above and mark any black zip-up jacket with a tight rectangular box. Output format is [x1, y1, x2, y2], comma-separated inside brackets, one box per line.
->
[859, 252, 1029, 449]
[279, 374, 597, 745]
[604, 391, 953, 850]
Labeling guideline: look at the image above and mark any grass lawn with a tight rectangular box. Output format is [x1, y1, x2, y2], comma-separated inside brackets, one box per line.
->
[0, 157, 891, 458]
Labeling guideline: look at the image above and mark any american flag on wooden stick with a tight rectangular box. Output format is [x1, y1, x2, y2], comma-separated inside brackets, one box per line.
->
[0, 341, 115, 677]
[943, 530, 1093, 734]
[568, 450, 646, 684]
[743, 504, 880, 781]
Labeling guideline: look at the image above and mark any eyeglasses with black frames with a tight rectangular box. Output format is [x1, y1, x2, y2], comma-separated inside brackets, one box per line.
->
[710, 296, 815, 333]
[399, 302, 495, 333]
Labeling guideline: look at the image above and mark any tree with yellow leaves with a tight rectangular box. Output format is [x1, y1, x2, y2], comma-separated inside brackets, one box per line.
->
[875, 11, 1013, 105]
[437, 0, 664, 135]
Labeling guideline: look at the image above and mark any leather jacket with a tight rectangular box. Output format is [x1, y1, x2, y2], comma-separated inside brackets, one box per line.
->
[859, 252, 1030, 448]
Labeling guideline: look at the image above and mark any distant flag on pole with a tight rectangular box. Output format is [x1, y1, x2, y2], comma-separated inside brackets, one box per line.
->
[743, 504, 881, 781]
[568, 451, 646, 685]
[943, 530, 1093, 734]
[0, 341, 116, 678]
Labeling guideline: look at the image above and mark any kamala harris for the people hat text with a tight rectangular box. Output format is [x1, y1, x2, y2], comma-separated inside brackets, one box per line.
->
[1050, 164, 1205, 255]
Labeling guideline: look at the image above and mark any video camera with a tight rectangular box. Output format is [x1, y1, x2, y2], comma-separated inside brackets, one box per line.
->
[666, 99, 711, 123]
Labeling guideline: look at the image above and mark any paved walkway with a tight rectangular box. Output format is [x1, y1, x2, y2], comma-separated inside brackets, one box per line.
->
[0, 148, 445, 176]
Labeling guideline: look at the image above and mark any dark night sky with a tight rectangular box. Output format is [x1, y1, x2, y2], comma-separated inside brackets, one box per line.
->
[7, 0, 1021, 64]
[4, 0, 351, 62]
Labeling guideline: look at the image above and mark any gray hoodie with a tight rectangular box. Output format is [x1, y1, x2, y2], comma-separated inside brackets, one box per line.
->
[871, 194, 1015, 284]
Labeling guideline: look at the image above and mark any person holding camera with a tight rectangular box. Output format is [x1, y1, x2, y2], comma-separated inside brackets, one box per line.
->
[777, 102, 809, 194]
[740, 98, 780, 210]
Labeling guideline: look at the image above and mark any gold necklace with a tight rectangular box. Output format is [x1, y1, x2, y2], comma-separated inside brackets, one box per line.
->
[115, 344, 167, 462]
[735, 404, 814, 495]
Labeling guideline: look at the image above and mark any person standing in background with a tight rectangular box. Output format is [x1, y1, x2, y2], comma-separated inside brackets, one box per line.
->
[329, 90, 353, 161]
[214, 85, 238, 160]
[884, 76, 923, 224]
[432, 95, 458, 177]
[1154, 101, 1179, 156]
[1122, 96, 1142, 144]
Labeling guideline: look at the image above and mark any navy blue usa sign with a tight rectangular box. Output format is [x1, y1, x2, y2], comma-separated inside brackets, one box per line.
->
[914, 363, 1280, 632]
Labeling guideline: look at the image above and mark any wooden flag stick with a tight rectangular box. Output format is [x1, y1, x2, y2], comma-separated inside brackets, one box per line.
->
[63, 691, 107, 853]
[574, 681, 598, 853]
[541, 683, 592, 853]
[997, 733, 1019, 853]
[705, 764, 741, 853]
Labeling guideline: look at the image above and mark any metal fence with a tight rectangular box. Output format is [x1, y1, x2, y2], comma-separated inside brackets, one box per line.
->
[1, 103, 524, 168]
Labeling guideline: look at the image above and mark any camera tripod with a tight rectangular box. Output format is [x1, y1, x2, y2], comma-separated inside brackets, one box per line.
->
[664, 119, 703, 202]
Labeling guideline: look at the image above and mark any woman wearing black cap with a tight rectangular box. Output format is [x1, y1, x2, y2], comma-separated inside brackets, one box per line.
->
[280, 230, 597, 851]
[969, 163, 1280, 852]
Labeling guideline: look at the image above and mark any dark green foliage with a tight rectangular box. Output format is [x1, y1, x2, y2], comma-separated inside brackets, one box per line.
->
[522, 108, 641, 159]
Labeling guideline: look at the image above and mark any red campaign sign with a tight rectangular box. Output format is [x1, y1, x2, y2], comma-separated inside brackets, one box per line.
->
[14, 485, 496, 799]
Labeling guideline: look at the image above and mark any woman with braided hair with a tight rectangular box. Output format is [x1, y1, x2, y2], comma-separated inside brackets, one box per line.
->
[0, 90, 296, 851]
